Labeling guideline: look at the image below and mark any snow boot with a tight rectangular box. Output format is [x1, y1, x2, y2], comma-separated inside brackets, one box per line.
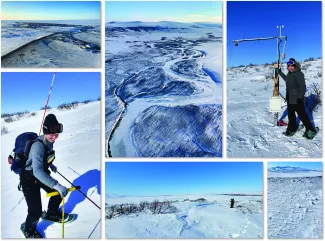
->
[20, 223, 43, 238]
[41, 210, 76, 223]
[303, 127, 319, 140]
[282, 129, 296, 137]
[41, 210, 62, 222]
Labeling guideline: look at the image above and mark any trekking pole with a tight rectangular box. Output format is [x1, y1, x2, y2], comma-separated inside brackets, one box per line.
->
[56, 171, 101, 210]
[62, 196, 64, 238]
[39, 72, 56, 136]
[46, 187, 80, 239]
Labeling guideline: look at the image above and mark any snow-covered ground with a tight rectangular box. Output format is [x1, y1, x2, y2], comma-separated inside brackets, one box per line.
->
[106, 22, 222, 157]
[227, 58, 322, 157]
[1, 20, 100, 67]
[268, 167, 322, 238]
[1, 102, 101, 238]
[106, 193, 263, 238]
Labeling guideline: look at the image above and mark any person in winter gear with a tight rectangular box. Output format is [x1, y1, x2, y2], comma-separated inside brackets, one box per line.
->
[278, 58, 318, 138]
[21, 114, 68, 237]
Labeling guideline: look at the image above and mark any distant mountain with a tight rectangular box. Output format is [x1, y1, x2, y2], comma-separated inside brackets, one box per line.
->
[105, 21, 221, 33]
[268, 166, 321, 173]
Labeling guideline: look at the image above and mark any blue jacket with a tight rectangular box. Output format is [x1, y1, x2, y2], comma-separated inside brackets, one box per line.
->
[25, 135, 58, 188]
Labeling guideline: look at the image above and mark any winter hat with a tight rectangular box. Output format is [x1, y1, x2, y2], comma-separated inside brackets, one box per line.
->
[287, 58, 296, 66]
[43, 114, 63, 134]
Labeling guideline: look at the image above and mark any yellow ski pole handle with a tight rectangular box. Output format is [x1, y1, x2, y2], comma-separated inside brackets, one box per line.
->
[46, 186, 81, 197]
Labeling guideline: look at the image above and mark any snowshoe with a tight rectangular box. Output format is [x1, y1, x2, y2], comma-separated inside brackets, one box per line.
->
[20, 223, 43, 238]
[41, 211, 76, 223]
[282, 129, 296, 137]
[303, 127, 319, 140]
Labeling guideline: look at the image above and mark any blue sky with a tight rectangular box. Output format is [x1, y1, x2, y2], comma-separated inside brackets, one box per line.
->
[106, 162, 263, 196]
[1, 1, 100, 20]
[106, 1, 222, 23]
[268, 162, 322, 171]
[227, 1, 322, 67]
[1, 72, 100, 113]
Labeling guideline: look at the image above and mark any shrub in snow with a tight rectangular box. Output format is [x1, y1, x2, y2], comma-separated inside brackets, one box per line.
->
[138, 201, 149, 212]
[82, 99, 91, 104]
[105, 199, 178, 219]
[58, 101, 79, 110]
[4, 116, 14, 123]
[40, 106, 52, 110]
[30, 112, 37, 117]
[305, 57, 315, 62]
[192, 198, 207, 202]
[1, 113, 12, 118]
[306, 82, 322, 111]
[1, 126, 8, 135]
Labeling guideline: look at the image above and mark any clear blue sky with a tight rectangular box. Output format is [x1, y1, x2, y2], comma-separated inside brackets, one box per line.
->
[106, 1, 222, 23]
[106, 162, 263, 196]
[2, 1, 100, 20]
[227, 1, 322, 67]
[268, 162, 322, 171]
[1, 72, 100, 113]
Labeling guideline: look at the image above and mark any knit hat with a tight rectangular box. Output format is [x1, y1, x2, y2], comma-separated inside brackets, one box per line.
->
[43, 114, 63, 134]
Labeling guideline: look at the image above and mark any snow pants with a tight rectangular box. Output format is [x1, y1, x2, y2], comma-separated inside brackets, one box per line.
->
[287, 101, 315, 132]
[21, 170, 62, 232]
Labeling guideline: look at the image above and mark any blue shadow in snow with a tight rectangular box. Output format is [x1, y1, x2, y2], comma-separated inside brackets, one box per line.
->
[64, 169, 101, 213]
[37, 169, 100, 238]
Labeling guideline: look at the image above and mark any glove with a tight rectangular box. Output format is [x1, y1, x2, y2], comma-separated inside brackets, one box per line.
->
[53, 183, 68, 197]
[275, 68, 281, 74]
[50, 164, 57, 173]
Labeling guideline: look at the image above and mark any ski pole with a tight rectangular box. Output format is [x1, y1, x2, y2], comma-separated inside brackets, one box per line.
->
[56, 171, 101, 209]
[62, 196, 65, 239]
[39, 72, 56, 136]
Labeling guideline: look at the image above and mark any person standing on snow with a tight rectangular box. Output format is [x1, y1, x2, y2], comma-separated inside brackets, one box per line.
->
[21, 114, 68, 238]
[278, 58, 318, 139]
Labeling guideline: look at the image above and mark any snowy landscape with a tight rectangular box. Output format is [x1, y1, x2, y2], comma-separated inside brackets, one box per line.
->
[1, 20, 100, 67]
[227, 58, 322, 157]
[1, 102, 101, 238]
[106, 193, 263, 238]
[268, 165, 322, 238]
[106, 21, 222, 157]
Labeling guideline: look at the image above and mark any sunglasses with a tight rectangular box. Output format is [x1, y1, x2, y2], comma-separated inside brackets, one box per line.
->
[287, 60, 296, 66]
[44, 123, 63, 134]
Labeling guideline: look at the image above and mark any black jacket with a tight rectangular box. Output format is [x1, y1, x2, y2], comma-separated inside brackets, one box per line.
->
[279, 62, 306, 104]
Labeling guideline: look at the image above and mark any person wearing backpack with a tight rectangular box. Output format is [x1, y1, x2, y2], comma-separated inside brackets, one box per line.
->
[20, 114, 68, 238]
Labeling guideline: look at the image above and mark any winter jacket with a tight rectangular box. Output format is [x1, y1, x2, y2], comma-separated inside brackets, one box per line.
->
[25, 136, 58, 188]
[279, 62, 306, 104]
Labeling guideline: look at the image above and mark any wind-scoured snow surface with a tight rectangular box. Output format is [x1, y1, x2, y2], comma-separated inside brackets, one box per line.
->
[106, 194, 263, 238]
[1, 102, 101, 238]
[1, 20, 100, 67]
[268, 167, 322, 238]
[106, 21, 222, 157]
[227, 59, 322, 157]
